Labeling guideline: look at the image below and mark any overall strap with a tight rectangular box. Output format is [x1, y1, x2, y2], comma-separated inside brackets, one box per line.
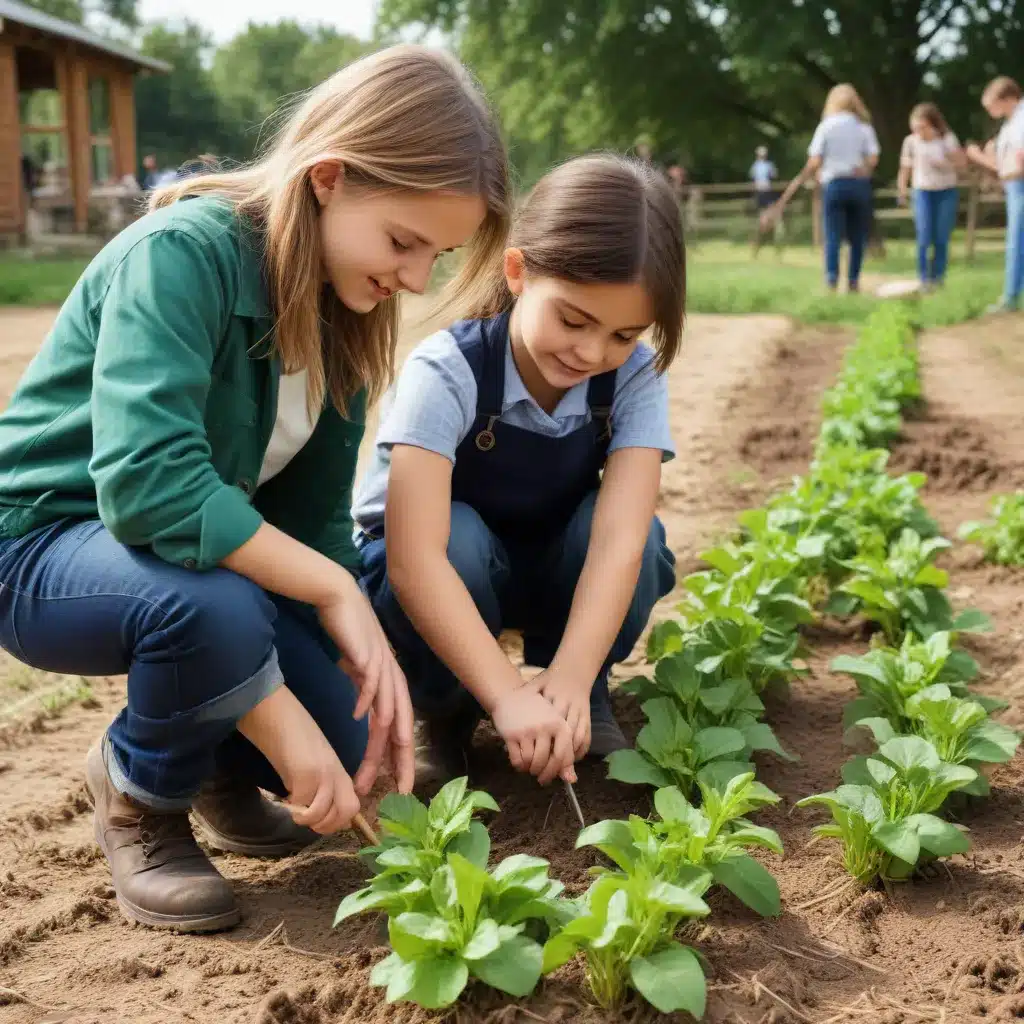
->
[471, 311, 511, 452]
[587, 370, 616, 441]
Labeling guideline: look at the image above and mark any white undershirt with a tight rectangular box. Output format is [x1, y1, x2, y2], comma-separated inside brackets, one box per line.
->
[258, 369, 318, 485]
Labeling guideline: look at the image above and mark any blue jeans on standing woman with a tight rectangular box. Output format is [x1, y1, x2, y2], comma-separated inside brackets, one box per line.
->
[0, 518, 368, 809]
[823, 177, 873, 289]
[1003, 179, 1024, 309]
[913, 188, 958, 286]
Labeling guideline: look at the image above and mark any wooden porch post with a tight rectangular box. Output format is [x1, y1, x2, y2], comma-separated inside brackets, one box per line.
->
[110, 69, 136, 180]
[59, 49, 90, 233]
[0, 39, 25, 237]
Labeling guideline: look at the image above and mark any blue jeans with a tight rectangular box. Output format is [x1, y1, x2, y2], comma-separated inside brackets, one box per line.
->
[913, 188, 958, 284]
[823, 177, 873, 288]
[1004, 179, 1024, 307]
[360, 493, 676, 714]
[0, 519, 367, 809]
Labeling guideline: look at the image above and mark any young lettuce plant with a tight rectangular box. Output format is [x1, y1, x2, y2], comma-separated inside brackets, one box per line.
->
[607, 696, 753, 797]
[621, 649, 795, 763]
[835, 529, 991, 642]
[959, 492, 1024, 566]
[577, 773, 784, 917]
[542, 862, 711, 1016]
[335, 777, 498, 922]
[369, 853, 567, 1009]
[799, 737, 975, 885]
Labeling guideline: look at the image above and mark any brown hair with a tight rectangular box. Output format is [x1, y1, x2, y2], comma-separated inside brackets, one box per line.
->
[459, 154, 686, 374]
[910, 102, 949, 135]
[983, 76, 1023, 104]
[152, 45, 510, 414]
[823, 83, 871, 123]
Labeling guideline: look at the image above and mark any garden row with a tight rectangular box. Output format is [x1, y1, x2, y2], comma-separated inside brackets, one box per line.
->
[332, 306, 1020, 1020]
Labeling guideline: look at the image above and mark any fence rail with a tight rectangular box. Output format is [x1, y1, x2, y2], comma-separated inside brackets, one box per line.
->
[684, 174, 1004, 259]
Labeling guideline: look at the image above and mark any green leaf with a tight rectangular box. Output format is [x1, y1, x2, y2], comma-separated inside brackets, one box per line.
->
[468, 791, 501, 814]
[374, 953, 419, 1003]
[700, 680, 745, 717]
[575, 819, 637, 871]
[334, 885, 397, 926]
[607, 748, 673, 787]
[647, 620, 684, 660]
[701, 546, 744, 575]
[696, 760, 754, 793]
[741, 721, 797, 761]
[727, 823, 785, 856]
[447, 819, 491, 868]
[711, 855, 781, 917]
[430, 865, 457, 913]
[872, 820, 921, 865]
[653, 786, 697, 826]
[878, 735, 940, 774]
[914, 565, 949, 588]
[647, 879, 712, 916]
[542, 915, 601, 973]
[448, 854, 489, 925]
[851, 717, 898, 746]
[630, 942, 707, 1016]
[952, 608, 993, 633]
[963, 721, 1020, 764]
[378, 793, 429, 843]
[428, 777, 469, 828]
[491, 854, 551, 883]
[462, 918, 502, 961]
[695, 726, 748, 764]
[405, 956, 469, 1009]
[909, 815, 971, 857]
[470, 935, 543, 997]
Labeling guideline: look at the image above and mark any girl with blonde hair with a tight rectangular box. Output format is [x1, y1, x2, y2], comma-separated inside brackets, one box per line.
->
[770, 83, 880, 291]
[355, 154, 682, 785]
[0, 44, 509, 933]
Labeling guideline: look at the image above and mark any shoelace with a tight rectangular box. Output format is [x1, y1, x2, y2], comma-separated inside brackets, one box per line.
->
[135, 814, 195, 858]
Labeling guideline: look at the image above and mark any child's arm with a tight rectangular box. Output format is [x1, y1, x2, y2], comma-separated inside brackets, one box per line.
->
[774, 156, 822, 212]
[530, 446, 662, 754]
[386, 443, 576, 786]
[966, 140, 999, 175]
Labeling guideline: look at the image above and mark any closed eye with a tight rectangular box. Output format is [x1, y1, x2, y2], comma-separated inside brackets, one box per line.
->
[560, 316, 587, 330]
[391, 236, 411, 252]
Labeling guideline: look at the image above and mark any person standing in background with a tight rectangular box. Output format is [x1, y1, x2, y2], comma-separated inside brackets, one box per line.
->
[898, 103, 965, 291]
[140, 154, 163, 190]
[769, 84, 880, 293]
[966, 77, 1024, 313]
[749, 145, 780, 257]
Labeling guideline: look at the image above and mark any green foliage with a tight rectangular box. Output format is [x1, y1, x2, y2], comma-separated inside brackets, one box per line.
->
[578, 774, 783, 917]
[542, 863, 711, 1014]
[959, 493, 1024, 566]
[370, 853, 566, 1008]
[836, 529, 991, 643]
[0, 256, 90, 306]
[799, 737, 975, 885]
[334, 778, 498, 924]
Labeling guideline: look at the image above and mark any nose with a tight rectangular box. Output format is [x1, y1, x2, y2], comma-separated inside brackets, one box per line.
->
[572, 331, 607, 369]
[396, 254, 434, 296]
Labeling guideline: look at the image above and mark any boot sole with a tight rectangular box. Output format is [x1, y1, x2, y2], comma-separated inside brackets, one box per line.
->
[84, 745, 242, 934]
[190, 810, 317, 859]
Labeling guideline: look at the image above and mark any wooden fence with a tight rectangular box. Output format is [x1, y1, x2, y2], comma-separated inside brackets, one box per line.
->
[684, 174, 1005, 259]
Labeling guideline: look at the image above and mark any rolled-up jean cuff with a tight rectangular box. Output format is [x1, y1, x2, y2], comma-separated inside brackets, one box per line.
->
[105, 647, 285, 810]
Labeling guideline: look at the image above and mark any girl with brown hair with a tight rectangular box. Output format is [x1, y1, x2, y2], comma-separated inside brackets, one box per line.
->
[897, 102, 966, 289]
[0, 44, 509, 932]
[355, 154, 684, 787]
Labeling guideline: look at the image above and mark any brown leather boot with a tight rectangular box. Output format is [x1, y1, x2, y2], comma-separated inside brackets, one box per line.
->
[414, 698, 481, 793]
[191, 775, 317, 858]
[85, 741, 240, 933]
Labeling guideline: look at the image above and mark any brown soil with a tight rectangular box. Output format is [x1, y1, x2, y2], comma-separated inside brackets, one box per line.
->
[1, 307, 1023, 1024]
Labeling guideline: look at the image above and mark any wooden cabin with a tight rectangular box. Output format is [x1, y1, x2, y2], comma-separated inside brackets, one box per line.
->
[0, 0, 169, 238]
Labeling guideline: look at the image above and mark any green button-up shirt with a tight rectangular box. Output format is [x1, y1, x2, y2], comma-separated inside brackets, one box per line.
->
[0, 197, 365, 573]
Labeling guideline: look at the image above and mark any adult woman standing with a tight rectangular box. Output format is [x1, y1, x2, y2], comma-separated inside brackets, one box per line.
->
[770, 84, 880, 292]
[898, 103, 965, 290]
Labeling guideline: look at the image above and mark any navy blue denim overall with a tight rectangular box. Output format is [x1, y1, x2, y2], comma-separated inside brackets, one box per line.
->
[361, 312, 676, 715]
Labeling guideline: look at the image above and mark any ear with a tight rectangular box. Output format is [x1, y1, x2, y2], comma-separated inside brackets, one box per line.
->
[310, 161, 344, 208]
[504, 247, 526, 296]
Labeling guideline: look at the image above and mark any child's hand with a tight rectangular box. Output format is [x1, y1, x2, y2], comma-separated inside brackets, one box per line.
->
[491, 687, 577, 786]
[316, 583, 416, 796]
[527, 669, 592, 759]
[281, 741, 362, 835]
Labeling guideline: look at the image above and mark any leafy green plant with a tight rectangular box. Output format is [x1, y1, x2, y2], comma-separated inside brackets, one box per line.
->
[621, 649, 795, 762]
[542, 861, 711, 1015]
[606, 696, 753, 797]
[959, 492, 1024, 565]
[335, 778, 498, 921]
[799, 736, 975, 885]
[834, 529, 991, 642]
[368, 853, 567, 1009]
[578, 773, 783, 917]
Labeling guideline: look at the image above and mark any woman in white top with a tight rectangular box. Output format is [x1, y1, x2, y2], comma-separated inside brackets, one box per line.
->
[966, 76, 1024, 312]
[897, 103, 966, 290]
[771, 84, 880, 292]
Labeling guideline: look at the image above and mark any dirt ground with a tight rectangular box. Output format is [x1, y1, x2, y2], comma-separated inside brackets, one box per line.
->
[2, 304, 1024, 1024]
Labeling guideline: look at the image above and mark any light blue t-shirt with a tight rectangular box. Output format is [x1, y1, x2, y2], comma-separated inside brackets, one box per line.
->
[750, 158, 777, 190]
[352, 327, 675, 537]
[809, 113, 880, 184]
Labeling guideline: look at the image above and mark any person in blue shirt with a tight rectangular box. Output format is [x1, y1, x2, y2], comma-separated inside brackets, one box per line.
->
[355, 153, 683, 789]
[750, 145, 780, 257]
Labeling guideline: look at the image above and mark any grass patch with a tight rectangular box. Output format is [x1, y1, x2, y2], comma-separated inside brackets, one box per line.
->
[687, 240, 1004, 327]
[0, 255, 90, 306]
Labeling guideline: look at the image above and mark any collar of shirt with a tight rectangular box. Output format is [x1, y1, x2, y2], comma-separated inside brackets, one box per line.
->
[502, 335, 591, 421]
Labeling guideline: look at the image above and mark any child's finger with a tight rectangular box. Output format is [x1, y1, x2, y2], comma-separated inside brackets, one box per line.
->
[509, 737, 529, 772]
[353, 717, 389, 796]
[352, 639, 383, 721]
[528, 731, 553, 779]
[550, 722, 575, 781]
[389, 664, 416, 794]
[284, 782, 332, 829]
